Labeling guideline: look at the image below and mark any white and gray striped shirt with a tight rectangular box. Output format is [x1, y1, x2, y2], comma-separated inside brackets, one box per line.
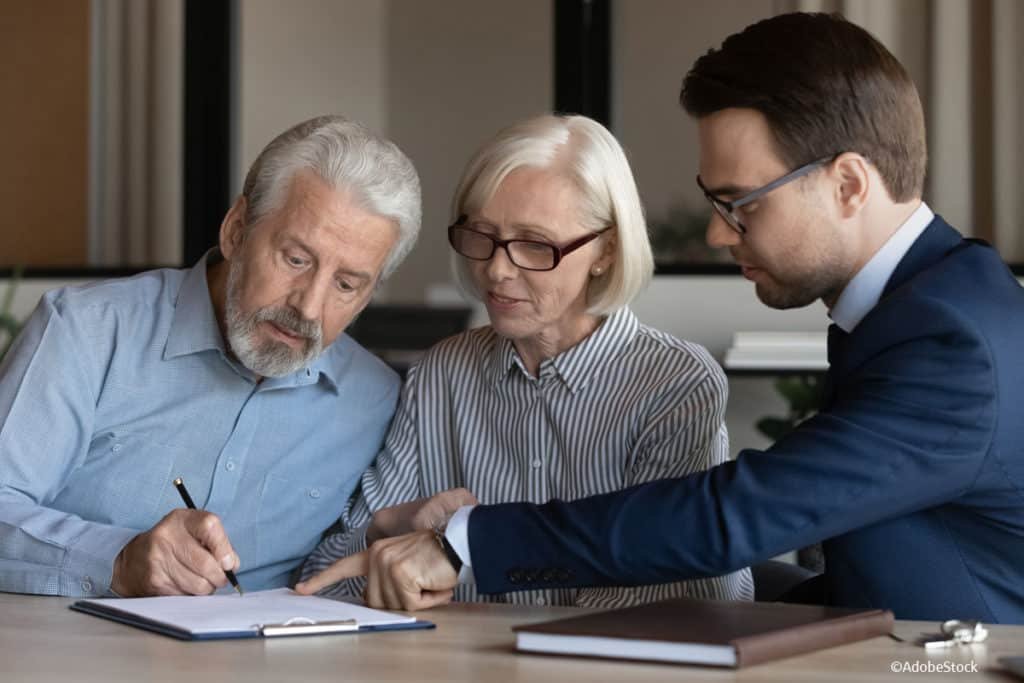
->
[303, 307, 754, 607]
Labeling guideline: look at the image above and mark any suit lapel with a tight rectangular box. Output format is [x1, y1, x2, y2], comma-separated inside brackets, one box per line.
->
[880, 215, 964, 298]
[822, 216, 965, 408]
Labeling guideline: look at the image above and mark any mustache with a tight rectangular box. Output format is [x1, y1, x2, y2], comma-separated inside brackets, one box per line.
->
[254, 306, 321, 343]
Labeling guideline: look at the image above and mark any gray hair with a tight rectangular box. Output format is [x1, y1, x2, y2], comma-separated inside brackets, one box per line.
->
[241, 115, 421, 279]
[451, 114, 653, 315]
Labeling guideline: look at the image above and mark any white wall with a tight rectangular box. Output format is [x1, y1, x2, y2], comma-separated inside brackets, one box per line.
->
[381, 0, 553, 303]
[235, 0, 389, 192]
[613, 0, 776, 221]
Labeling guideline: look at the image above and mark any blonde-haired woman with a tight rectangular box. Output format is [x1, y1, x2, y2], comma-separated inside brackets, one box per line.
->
[300, 114, 753, 607]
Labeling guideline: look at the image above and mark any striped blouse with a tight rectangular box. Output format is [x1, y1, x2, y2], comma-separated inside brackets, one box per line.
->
[303, 307, 754, 607]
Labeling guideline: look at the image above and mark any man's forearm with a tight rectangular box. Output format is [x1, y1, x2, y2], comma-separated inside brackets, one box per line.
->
[0, 497, 138, 596]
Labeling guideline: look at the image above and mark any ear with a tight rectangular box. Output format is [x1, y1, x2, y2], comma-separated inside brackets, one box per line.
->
[831, 153, 871, 219]
[219, 196, 248, 260]
[591, 228, 618, 275]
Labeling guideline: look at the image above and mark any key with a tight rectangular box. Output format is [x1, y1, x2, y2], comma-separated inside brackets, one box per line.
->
[923, 619, 988, 649]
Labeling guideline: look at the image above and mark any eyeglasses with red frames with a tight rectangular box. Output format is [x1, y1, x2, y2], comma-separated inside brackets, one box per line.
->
[447, 216, 611, 271]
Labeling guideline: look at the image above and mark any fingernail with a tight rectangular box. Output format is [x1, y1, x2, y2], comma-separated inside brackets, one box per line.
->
[221, 554, 234, 570]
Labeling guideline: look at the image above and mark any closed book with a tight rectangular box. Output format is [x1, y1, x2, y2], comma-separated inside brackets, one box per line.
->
[513, 598, 894, 668]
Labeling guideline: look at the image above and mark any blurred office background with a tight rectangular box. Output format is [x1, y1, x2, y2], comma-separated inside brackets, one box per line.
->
[2, 0, 1023, 453]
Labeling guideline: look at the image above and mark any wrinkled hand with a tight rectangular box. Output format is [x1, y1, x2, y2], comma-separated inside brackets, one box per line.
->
[295, 530, 458, 611]
[367, 487, 477, 544]
[111, 509, 240, 596]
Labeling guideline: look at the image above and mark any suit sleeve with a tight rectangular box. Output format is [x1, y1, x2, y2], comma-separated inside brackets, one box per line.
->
[299, 362, 426, 597]
[468, 296, 996, 594]
[0, 295, 138, 596]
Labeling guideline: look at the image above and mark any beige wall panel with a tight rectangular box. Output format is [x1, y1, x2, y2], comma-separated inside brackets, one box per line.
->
[0, 0, 89, 266]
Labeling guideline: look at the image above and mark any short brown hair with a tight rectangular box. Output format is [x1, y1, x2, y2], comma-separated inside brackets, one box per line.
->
[681, 12, 926, 201]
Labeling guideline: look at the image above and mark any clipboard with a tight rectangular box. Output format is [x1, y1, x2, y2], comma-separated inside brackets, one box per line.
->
[70, 588, 435, 641]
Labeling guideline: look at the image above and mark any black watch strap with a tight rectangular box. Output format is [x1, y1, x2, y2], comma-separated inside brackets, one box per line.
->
[433, 527, 464, 573]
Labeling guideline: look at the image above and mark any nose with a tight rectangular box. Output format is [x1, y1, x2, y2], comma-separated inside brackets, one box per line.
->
[483, 245, 518, 282]
[705, 212, 742, 249]
[287, 271, 329, 325]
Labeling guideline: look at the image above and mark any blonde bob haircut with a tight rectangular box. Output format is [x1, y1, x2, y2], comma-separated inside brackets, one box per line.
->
[450, 114, 653, 316]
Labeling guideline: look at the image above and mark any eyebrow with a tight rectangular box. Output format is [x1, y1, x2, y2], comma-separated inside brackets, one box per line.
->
[471, 218, 556, 240]
[284, 236, 373, 283]
[699, 178, 759, 198]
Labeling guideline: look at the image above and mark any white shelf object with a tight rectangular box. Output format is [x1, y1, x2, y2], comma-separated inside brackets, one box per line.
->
[723, 331, 828, 371]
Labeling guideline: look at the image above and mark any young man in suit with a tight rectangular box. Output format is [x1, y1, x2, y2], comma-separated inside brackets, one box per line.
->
[298, 13, 1024, 623]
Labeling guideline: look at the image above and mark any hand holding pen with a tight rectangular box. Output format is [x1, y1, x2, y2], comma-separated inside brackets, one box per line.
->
[173, 478, 244, 595]
[109, 478, 243, 597]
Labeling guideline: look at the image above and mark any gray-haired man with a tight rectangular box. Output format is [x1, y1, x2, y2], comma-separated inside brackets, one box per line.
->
[0, 116, 421, 597]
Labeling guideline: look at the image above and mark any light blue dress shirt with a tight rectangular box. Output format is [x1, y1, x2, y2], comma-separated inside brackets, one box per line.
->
[830, 202, 934, 332]
[0, 252, 399, 596]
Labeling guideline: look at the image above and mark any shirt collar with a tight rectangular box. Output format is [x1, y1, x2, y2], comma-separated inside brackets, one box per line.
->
[830, 202, 934, 332]
[163, 249, 342, 393]
[488, 307, 640, 394]
[164, 249, 227, 360]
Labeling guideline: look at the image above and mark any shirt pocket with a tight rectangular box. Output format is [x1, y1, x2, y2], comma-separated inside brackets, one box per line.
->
[58, 431, 177, 531]
[255, 473, 334, 563]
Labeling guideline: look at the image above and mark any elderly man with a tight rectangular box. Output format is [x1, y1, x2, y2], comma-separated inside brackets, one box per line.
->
[0, 115, 421, 597]
[299, 14, 1024, 623]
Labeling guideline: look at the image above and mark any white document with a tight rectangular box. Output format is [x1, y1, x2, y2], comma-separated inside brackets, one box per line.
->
[74, 588, 419, 638]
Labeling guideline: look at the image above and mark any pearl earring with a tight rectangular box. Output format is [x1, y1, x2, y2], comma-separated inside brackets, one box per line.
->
[591, 266, 604, 276]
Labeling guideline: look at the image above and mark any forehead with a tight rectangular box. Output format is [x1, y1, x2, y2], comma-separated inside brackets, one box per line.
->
[479, 167, 580, 228]
[696, 108, 788, 186]
[264, 170, 397, 271]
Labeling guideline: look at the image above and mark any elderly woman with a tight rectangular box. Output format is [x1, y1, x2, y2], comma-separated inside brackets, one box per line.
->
[300, 114, 753, 607]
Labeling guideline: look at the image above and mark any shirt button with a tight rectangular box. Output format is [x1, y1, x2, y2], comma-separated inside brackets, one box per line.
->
[111, 444, 122, 453]
[225, 461, 236, 472]
[531, 459, 542, 468]
[81, 578, 93, 593]
[535, 597, 546, 606]
[309, 488, 321, 499]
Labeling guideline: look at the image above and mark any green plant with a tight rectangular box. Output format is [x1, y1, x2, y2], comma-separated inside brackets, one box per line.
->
[755, 374, 825, 442]
[0, 267, 23, 362]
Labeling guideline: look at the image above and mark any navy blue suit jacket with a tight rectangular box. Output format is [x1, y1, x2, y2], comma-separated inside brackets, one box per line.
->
[468, 217, 1024, 623]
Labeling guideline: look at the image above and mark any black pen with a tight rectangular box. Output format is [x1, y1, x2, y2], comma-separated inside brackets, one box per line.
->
[173, 477, 244, 595]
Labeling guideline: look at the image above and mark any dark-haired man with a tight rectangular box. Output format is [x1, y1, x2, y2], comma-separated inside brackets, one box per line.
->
[299, 13, 1024, 623]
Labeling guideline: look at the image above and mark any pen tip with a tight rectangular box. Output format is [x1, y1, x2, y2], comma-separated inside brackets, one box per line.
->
[173, 477, 183, 486]
[236, 585, 244, 596]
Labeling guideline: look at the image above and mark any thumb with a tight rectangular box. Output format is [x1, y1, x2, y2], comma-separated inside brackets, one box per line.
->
[295, 551, 370, 594]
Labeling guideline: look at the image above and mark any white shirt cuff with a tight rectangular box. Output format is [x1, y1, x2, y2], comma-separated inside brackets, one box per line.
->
[445, 504, 476, 585]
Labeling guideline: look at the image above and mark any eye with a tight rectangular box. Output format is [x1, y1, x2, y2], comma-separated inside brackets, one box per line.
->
[518, 241, 553, 255]
[737, 202, 759, 215]
[335, 278, 357, 293]
[285, 252, 309, 268]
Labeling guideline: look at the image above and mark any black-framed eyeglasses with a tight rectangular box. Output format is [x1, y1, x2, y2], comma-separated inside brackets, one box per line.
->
[696, 155, 838, 234]
[447, 216, 611, 272]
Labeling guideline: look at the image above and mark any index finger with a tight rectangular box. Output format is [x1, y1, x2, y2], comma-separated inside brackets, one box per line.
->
[185, 511, 238, 572]
[295, 551, 370, 595]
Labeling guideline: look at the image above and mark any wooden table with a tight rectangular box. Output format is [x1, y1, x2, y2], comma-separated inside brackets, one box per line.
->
[2, 592, 1022, 682]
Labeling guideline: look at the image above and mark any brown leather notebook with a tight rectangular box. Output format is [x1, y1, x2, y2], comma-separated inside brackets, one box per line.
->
[513, 597, 894, 668]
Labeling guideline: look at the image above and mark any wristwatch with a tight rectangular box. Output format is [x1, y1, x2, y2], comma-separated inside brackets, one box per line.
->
[431, 521, 464, 574]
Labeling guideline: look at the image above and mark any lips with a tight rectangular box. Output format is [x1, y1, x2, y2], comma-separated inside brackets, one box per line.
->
[488, 291, 521, 305]
[265, 321, 307, 347]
